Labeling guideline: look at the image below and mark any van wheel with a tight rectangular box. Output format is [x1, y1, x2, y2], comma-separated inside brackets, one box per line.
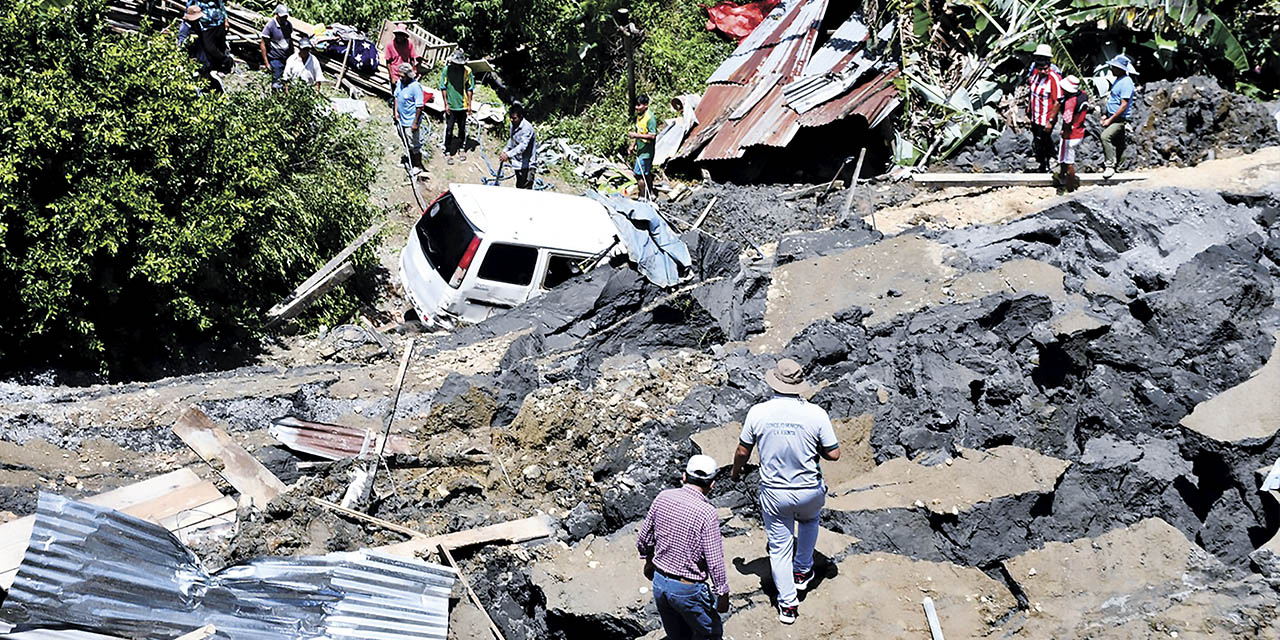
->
[403, 308, 419, 323]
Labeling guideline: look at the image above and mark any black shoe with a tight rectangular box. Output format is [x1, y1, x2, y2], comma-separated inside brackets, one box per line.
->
[794, 568, 814, 592]
[778, 604, 798, 624]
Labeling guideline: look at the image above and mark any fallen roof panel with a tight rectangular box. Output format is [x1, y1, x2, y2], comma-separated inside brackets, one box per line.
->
[801, 12, 869, 76]
[0, 493, 457, 640]
[707, 0, 802, 84]
[797, 68, 902, 129]
[270, 415, 415, 461]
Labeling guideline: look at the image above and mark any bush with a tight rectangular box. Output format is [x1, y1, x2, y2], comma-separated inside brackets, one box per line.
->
[0, 0, 380, 379]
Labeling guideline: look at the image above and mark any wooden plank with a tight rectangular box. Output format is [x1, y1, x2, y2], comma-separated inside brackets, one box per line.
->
[376, 515, 554, 558]
[781, 181, 844, 201]
[173, 625, 217, 640]
[173, 407, 288, 509]
[266, 261, 356, 324]
[439, 544, 506, 640]
[692, 196, 718, 230]
[922, 597, 946, 640]
[285, 222, 383, 303]
[155, 495, 238, 532]
[912, 172, 1146, 187]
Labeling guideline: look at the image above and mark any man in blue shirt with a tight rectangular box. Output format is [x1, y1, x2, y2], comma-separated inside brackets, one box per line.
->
[1101, 54, 1137, 178]
[394, 63, 426, 175]
[499, 102, 537, 189]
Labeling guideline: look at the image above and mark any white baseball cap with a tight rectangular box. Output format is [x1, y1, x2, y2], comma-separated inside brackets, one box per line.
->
[686, 454, 718, 481]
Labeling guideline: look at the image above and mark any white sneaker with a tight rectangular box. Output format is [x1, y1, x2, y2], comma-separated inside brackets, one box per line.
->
[1102, 167, 1115, 179]
[778, 605, 798, 624]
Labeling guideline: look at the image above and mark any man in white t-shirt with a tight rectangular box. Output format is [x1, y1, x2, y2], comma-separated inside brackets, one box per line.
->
[283, 36, 324, 88]
[730, 358, 840, 626]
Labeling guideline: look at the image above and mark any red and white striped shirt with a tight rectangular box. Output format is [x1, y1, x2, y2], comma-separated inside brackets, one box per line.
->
[636, 485, 729, 595]
[1028, 67, 1062, 127]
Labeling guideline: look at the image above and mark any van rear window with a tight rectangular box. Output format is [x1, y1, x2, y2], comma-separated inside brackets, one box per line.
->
[477, 243, 537, 286]
[415, 194, 477, 281]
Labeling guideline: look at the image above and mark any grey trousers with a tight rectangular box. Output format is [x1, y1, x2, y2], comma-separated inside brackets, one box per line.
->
[760, 484, 826, 608]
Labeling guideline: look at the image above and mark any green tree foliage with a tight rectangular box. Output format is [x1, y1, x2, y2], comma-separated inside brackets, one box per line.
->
[0, 0, 379, 379]
[239, 0, 405, 36]
[411, 0, 732, 156]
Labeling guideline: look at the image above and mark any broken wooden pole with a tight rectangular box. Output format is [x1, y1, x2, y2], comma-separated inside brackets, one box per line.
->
[922, 597, 945, 640]
[439, 543, 508, 640]
[781, 181, 844, 201]
[360, 336, 415, 508]
[312, 496, 424, 538]
[692, 196, 718, 230]
[376, 515, 554, 558]
[173, 625, 217, 640]
[912, 172, 1147, 188]
[172, 407, 287, 509]
[841, 147, 868, 222]
[266, 261, 356, 326]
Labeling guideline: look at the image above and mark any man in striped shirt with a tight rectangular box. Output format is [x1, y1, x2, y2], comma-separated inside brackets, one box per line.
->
[637, 454, 730, 640]
[1026, 43, 1062, 173]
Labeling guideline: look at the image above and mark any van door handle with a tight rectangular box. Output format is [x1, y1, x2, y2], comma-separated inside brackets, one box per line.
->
[466, 298, 514, 309]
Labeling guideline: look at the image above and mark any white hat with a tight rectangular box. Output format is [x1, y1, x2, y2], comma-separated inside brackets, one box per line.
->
[274, 3, 288, 16]
[1033, 43, 1052, 58]
[765, 358, 809, 395]
[685, 455, 718, 481]
[1060, 75, 1080, 93]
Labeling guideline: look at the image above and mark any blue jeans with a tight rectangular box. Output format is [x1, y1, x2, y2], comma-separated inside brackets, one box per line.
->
[633, 155, 653, 177]
[268, 58, 286, 81]
[652, 572, 722, 640]
[760, 484, 825, 608]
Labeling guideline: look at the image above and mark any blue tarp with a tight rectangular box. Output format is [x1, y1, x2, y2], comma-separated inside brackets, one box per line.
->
[586, 192, 693, 287]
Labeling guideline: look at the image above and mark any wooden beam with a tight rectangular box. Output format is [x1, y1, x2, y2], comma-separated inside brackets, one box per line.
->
[266, 260, 356, 325]
[312, 497, 424, 538]
[781, 181, 844, 201]
[375, 515, 554, 558]
[173, 407, 288, 509]
[287, 223, 383, 303]
[692, 196, 718, 230]
[912, 172, 1146, 188]
[173, 625, 217, 640]
[922, 597, 945, 640]
[438, 544, 507, 640]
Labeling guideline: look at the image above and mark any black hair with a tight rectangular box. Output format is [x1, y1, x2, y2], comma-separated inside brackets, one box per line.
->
[636, 94, 651, 106]
[509, 102, 525, 117]
[685, 474, 713, 489]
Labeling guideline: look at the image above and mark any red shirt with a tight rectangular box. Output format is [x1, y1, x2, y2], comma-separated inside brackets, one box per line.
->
[1060, 93, 1087, 140]
[1028, 67, 1062, 127]
[636, 485, 729, 595]
[385, 39, 417, 84]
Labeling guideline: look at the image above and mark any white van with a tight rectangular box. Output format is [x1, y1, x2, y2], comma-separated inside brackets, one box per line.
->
[400, 184, 620, 329]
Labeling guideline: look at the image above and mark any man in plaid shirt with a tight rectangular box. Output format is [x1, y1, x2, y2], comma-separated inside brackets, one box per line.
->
[1026, 43, 1062, 173]
[637, 454, 730, 639]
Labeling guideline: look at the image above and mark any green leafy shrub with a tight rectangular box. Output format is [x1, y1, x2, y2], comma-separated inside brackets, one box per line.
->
[239, 0, 406, 36]
[0, 0, 379, 379]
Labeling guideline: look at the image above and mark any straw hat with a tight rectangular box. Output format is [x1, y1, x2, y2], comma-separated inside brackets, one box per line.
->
[765, 358, 809, 395]
[183, 4, 204, 21]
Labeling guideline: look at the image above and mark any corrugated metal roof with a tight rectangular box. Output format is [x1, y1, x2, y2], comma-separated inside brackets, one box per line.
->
[708, 0, 802, 84]
[785, 22, 895, 114]
[699, 84, 801, 160]
[797, 68, 902, 128]
[801, 13, 869, 75]
[0, 493, 457, 640]
[270, 416, 414, 461]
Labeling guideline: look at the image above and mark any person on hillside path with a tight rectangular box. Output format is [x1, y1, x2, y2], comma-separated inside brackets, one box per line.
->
[395, 63, 426, 175]
[283, 37, 324, 88]
[1057, 75, 1088, 192]
[629, 94, 658, 200]
[385, 25, 418, 96]
[259, 4, 293, 87]
[440, 50, 474, 164]
[730, 358, 840, 626]
[1026, 43, 1062, 173]
[637, 454, 731, 640]
[1101, 54, 1137, 178]
[499, 102, 537, 189]
[185, 0, 230, 78]
[177, 4, 226, 92]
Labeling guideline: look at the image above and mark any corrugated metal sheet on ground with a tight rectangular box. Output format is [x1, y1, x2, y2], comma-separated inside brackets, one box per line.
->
[676, 84, 751, 159]
[801, 12, 869, 75]
[0, 493, 457, 640]
[797, 68, 902, 128]
[270, 415, 415, 460]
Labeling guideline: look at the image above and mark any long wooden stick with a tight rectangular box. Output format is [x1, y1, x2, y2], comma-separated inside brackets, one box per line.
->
[335, 35, 353, 89]
[312, 496, 424, 538]
[692, 196, 718, 230]
[439, 544, 507, 640]
[364, 337, 415, 507]
[841, 147, 869, 226]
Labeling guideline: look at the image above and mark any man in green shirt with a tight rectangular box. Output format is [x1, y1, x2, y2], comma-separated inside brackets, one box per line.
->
[628, 94, 658, 200]
[439, 50, 474, 163]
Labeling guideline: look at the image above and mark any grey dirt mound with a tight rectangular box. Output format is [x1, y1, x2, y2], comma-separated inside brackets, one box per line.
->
[950, 75, 1280, 173]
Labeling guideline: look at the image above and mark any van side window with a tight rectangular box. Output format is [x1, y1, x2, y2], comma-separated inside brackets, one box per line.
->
[477, 243, 537, 286]
[543, 255, 580, 290]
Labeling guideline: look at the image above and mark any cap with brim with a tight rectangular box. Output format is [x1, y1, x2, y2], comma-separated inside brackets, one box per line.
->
[685, 454, 718, 481]
[398, 62, 414, 75]
[1060, 75, 1080, 93]
[1033, 43, 1052, 58]
[183, 4, 204, 20]
[449, 51, 467, 64]
[274, 3, 288, 16]
[298, 37, 313, 49]
[393, 25, 409, 36]
[765, 358, 809, 395]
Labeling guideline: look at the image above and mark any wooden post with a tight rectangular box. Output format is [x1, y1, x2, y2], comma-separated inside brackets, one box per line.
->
[362, 337, 415, 508]
[439, 544, 507, 640]
[841, 147, 868, 223]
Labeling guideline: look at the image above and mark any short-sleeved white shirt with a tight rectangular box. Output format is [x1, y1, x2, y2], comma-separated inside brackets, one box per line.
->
[283, 52, 324, 85]
[740, 395, 838, 489]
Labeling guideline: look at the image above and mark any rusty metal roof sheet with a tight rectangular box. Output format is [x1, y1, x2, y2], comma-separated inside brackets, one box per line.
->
[785, 22, 895, 114]
[699, 84, 800, 161]
[0, 493, 457, 640]
[708, 0, 801, 84]
[802, 13, 869, 75]
[270, 416, 414, 460]
[798, 68, 902, 128]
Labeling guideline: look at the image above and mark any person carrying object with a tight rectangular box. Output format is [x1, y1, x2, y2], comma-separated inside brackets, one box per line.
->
[731, 358, 840, 626]
[1101, 54, 1137, 178]
[628, 94, 658, 199]
[1026, 43, 1062, 173]
[384, 24, 418, 96]
[1057, 75, 1088, 193]
[499, 102, 537, 189]
[283, 37, 324, 88]
[259, 4, 293, 86]
[440, 50, 474, 163]
[637, 454, 730, 640]
[395, 63, 426, 174]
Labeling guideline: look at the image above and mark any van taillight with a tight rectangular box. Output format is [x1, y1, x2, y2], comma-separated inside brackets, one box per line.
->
[449, 236, 481, 288]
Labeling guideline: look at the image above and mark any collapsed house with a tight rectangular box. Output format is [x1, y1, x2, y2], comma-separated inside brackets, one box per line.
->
[668, 0, 900, 179]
